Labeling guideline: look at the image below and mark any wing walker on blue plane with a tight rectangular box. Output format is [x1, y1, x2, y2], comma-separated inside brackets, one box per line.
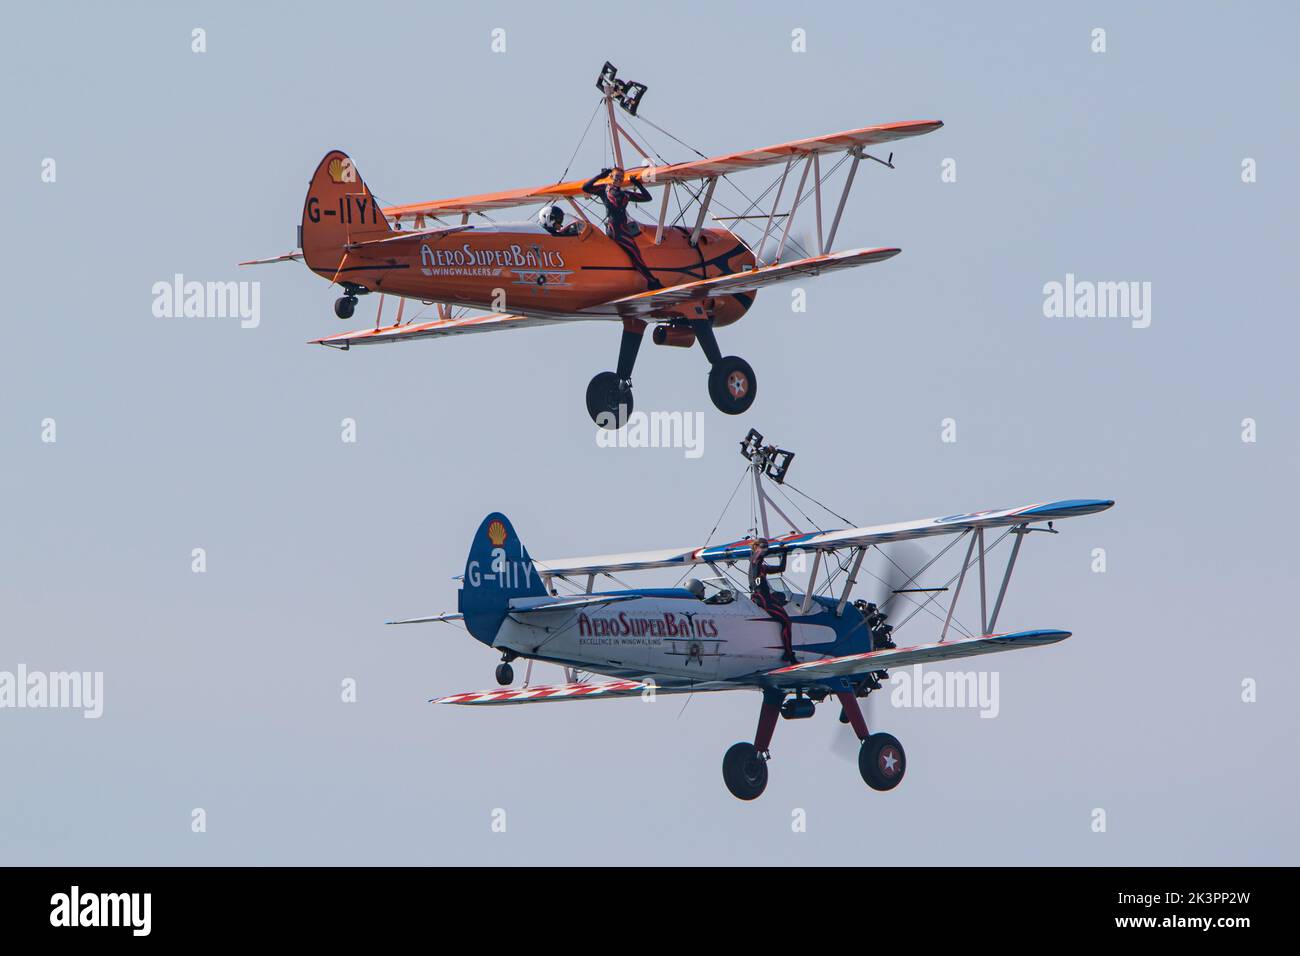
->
[392, 430, 1114, 800]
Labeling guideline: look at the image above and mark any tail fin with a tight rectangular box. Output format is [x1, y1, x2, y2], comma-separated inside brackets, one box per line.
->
[300, 150, 393, 276]
[457, 513, 547, 645]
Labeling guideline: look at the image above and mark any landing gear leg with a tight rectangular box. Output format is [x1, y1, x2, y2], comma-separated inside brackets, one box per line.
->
[494, 650, 517, 686]
[722, 688, 782, 800]
[586, 319, 645, 429]
[334, 283, 365, 320]
[692, 319, 756, 415]
[835, 689, 906, 791]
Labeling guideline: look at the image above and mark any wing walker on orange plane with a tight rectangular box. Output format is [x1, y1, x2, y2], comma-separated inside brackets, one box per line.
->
[243, 64, 942, 427]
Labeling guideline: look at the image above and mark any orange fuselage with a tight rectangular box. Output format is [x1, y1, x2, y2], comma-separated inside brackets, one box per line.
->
[307, 219, 756, 327]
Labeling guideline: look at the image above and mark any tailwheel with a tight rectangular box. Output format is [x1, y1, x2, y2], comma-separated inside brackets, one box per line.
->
[859, 732, 906, 791]
[708, 356, 757, 415]
[334, 295, 357, 320]
[586, 371, 633, 429]
[494, 662, 514, 686]
[722, 741, 769, 801]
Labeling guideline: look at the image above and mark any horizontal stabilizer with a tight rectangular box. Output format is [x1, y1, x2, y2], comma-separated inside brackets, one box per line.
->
[342, 225, 471, 251]
[387, 612, 464, 625]
[239, 250, 303, 266]
[508, 594, 641, 613]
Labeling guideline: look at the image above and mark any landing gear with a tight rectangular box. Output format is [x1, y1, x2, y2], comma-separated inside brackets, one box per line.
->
[722, 742, 768, 800]
[858, 733, 906, 791]
[722, 689, 781, 801]
[587, 320, 644, 429]
[720, 687, 907, 797]
[693, 319, 756, 416]
[333, 283, 368, 320]
[586, 372, 633, 429]
[586, 316, 758, 424]
[708, 356, 757, 415]
[494, 662, 514, 686]
[835, 687, 906, 793]
[334, 295, 357, 319]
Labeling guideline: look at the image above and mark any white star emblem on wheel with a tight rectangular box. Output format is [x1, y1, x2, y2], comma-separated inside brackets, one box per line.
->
[881, 750, 898, 773]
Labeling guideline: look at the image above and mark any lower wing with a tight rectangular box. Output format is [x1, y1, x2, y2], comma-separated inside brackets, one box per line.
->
[312, 247, 897, 346]
[765, 629, 1071, 685]
[312, 311, 597, 348]
[432, 678, 745, 706]
[581, 247, 901, 319]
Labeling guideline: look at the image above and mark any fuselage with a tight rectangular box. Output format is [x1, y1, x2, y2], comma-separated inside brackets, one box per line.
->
[310, 218, 757, 324]
[491, 588, 869, 684]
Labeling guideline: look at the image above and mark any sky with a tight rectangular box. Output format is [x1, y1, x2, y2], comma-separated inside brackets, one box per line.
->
[2, 0, 1298, 865]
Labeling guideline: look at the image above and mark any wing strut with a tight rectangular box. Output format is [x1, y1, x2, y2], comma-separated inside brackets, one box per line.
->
[988, 524, 1028, 633]
[940, 530, 977, 642]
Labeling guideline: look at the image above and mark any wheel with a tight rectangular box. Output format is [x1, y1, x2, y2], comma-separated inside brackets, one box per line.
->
[334, 295, 357, 319]
[858, 732, 906, 791]
[585, 371, 633, 429]
[722, 742, 769, 800]
[707, 356, 757, 415]
[494, 662, 514, 686]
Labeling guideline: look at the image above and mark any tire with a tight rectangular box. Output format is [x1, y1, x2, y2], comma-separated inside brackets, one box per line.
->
[859, 732, 906, 791]
[722, 741, 769, 800]
[586, 371, 633, 429]
[708, 356, 757, 415]
[494, 662, 514, 686]
[334, 296, 356, 320]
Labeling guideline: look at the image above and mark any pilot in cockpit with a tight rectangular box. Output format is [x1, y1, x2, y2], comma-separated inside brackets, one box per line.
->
[538, 204, 583, 237]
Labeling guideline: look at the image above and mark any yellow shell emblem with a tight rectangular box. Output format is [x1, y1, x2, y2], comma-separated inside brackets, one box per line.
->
[327, 157, 351, 184]
[487, 520, 508, 547]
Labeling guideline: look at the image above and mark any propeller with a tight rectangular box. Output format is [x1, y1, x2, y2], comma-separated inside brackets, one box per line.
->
[755, 228, 817, 268]
[828, 542, 926, 761]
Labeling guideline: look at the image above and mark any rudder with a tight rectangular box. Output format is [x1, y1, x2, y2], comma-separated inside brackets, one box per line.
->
[457, 513, 547, 645]
[300, 150, 393, 276]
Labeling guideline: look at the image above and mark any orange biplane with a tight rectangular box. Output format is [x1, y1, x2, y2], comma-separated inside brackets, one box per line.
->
[243, 64, 942, 426]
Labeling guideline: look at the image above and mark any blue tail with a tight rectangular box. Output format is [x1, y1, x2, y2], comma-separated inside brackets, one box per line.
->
[457, 513, 547, 645]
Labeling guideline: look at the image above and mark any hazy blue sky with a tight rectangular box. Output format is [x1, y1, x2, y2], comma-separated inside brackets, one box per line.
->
[3, 1, 1297, 864]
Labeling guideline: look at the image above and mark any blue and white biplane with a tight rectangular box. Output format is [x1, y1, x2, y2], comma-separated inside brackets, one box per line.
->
[393, 431, 1113, 800]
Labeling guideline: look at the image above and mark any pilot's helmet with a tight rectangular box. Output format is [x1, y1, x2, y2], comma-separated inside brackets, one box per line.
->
[538, 205, 564, 230]
[685, 578, 706, 600]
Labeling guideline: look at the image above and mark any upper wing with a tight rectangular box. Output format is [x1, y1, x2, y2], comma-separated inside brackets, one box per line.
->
[764, 629, 1070, 685]
[431, 678, 745, 706]
[383, 120, 942, 220]
[579, 248, 900, 319]
[311, 311, 601, 348]
[535, 499, 1114, 577]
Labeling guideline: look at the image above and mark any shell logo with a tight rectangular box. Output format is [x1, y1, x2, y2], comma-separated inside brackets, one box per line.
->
[486, 520, 508, 547]
[327, 157, 354, 184]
